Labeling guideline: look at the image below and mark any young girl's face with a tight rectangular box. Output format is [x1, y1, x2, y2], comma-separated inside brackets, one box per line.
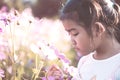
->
[62, 19, 94, 55]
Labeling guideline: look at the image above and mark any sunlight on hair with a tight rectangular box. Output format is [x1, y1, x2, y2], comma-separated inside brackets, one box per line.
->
[106, 0, 114, 8]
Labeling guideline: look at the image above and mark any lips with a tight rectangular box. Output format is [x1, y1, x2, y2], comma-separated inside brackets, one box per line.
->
[74, 47, 80, 51]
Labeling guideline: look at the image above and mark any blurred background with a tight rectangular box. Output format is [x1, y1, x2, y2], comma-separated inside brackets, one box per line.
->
[0, 0, 80, 79]
[0, 0, 66, 18]
[1, 0, 119, 80]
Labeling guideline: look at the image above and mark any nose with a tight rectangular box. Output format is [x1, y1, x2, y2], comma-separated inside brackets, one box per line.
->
[71, 39, 76, 46]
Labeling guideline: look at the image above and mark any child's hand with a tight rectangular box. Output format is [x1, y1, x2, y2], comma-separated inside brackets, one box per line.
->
[47, 65, 63, 80]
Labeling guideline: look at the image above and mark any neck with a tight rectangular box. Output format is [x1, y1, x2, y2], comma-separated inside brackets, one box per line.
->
[94, 38, 120, 60]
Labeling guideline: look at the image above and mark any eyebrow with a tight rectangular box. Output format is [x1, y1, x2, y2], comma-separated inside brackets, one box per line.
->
[66, 28, 76, 32]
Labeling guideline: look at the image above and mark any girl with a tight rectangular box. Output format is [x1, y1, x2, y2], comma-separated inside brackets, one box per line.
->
[47, 0, 120, 80]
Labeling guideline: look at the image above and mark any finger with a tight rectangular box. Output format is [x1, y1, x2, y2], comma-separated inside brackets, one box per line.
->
[54, 71, 62, 75]
[47, 65, 63, 77]
[54, 75, 62, 80]
[49, 65, 60, 71]
[47, 70, 54, 76]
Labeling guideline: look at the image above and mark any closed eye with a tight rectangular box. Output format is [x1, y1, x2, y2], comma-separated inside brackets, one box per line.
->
[66, 28, 79, 36]
[72, 32, 79, 36]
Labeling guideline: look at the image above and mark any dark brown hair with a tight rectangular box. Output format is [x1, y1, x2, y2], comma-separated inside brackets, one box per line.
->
[60, 0, 120, 43]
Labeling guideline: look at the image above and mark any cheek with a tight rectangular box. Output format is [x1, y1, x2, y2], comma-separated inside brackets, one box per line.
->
[77, 36, 90, 49]
[76, 35, 92, 54]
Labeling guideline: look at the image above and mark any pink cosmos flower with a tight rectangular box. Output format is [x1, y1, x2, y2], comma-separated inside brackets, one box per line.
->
[0, 14, 9, 25]
[0, 9, 19, 26]
[49, 45, 71, 64]
[41, 76, 63, 80]
[0, 6, 8, 13]
[41, 76, 55, 80]
[0, 28, 2, 32]
[0, 52, 6, 60]
[0, 69, 5, 77]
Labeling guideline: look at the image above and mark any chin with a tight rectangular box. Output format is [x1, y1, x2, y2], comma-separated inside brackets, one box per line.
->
[77, 50, 90, 56]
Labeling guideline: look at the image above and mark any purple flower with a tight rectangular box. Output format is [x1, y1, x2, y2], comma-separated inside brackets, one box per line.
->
[49, 45, 71, 64]
[0, 6, 9, 13]
[41, 76, 55, 80]
[0, 69, 5, 78]
[0, 14, 9, 25]
[0, 52, 6, 60]
[57, 53, 71, 63]
[0, 18, 8, 25]
[0, 28, 2, 32]
[0, 9, 19, 26]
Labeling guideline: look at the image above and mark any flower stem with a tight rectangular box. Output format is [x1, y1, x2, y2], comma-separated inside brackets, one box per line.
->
[36, 54, 38, 69]
[9, 22, 16, 80]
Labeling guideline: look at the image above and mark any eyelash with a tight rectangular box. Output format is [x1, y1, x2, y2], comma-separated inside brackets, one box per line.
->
[73, 33, 79, 36]
[72, 32, 79, 36]
[68, 32, 79, 36]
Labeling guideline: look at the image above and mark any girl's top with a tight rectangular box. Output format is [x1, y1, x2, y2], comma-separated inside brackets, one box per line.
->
[72, 52, 120, 80]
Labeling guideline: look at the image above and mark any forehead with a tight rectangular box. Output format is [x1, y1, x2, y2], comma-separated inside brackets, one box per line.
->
[62, 19, 84, 31]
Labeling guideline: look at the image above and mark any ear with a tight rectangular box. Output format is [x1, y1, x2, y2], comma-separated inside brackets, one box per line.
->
[92, 22, 105, 37]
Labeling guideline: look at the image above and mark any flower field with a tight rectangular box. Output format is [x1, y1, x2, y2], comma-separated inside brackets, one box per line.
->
[0, 6, 78, 80]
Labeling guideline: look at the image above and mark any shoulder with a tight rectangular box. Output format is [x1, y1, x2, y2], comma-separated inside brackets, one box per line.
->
[77, 53, 92, 68]
[111, 65, 120, 79]
[110, 53, 120, 79]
